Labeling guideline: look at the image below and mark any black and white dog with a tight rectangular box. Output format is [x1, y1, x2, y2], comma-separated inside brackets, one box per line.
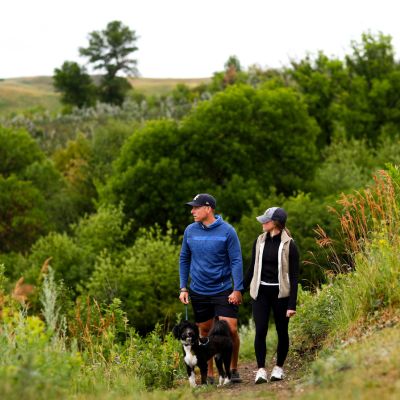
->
[173, 319, 233, 387]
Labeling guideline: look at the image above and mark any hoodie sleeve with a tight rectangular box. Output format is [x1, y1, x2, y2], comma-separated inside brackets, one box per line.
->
[179, 228, 191, 289]
[243, 239, 257, 292]
[226, 226, 244, 291]
[288, 240, 300, 310]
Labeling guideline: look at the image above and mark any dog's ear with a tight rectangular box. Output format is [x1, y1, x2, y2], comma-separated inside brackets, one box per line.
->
[172, 323, 181, 339]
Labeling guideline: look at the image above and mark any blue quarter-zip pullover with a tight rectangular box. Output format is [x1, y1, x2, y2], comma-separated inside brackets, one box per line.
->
[179, 215, 243, 295]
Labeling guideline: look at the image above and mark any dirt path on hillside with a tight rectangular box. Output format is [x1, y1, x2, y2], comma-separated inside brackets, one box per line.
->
[180, 355, 306, 399]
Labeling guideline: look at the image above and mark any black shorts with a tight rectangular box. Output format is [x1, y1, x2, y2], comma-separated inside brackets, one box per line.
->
[189, 289, 239, 323]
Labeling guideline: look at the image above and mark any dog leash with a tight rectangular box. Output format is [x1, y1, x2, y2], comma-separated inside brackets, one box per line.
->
[184, 304, 188, 320]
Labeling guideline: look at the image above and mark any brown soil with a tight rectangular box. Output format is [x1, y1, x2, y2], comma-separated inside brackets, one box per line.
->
[182, 355, 306, 399]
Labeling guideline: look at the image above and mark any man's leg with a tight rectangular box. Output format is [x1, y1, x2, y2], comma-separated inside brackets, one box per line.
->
[197, 318, 215, 378]
[218, 316, 240, 370]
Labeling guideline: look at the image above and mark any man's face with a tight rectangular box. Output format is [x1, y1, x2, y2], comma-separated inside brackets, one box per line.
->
[191, 205, 211, 223]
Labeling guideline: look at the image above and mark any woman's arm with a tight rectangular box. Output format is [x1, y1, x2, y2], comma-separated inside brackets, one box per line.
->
[287, 240, 300, 311]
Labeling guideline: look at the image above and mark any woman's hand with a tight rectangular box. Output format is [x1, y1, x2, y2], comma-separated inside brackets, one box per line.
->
[286, 309, 296, 318]
[228, 290, 242, 305]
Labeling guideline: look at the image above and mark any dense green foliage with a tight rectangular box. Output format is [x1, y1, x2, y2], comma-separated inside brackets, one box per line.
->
[53, 61, 97, 108]
[104, 84, 319, 232]
[1, 30, 400, 335]
[2, 30, 400, 399]
[0, 126, 71, 251]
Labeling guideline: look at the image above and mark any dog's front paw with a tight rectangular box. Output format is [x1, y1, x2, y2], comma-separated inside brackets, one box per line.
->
[189, 373, 197, 388]
[223, 377, 232, 385]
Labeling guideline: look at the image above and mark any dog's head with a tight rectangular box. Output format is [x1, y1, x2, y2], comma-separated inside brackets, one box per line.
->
[172, 320, 199, 345]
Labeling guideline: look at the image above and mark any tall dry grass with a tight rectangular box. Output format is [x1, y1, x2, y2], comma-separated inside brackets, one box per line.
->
[291, 166, 400, 350]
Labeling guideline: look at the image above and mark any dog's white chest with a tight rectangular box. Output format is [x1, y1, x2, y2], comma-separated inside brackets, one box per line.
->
[183, 345, 197, 368]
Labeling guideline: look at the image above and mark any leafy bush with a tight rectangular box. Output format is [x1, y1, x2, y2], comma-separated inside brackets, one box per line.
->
[27, 232, 89, 293]
[87, 225, 181, 333]
[0, 312, 81, 400]
[72, 203, 132, 255]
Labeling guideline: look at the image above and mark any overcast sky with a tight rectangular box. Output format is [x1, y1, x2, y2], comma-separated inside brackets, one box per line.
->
[1, 0, 399, 79]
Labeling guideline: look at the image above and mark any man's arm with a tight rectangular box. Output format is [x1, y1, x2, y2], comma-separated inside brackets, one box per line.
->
[179, 228, 191, 290]
[226, 226, 244, 291]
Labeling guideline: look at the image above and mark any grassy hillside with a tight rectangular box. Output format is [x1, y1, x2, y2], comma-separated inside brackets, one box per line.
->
[128, 77, 210, 96]
[0, 76, 211, 116]
[0, 77, 60, 115]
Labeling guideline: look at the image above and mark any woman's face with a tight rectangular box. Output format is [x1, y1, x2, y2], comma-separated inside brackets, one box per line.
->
[262, 220, 276, 232]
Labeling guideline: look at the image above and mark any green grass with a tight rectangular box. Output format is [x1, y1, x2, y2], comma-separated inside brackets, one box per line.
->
[298, 316, 400, 400]
[239, 318, 278, 362]
[0, 76, 61, 115]
[128, 77, 210, 96]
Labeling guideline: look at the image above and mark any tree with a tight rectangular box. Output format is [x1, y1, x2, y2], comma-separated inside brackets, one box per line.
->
[0, 126, 64, 252]
[0, 176, 49, 253]
[289, 52, 348, 147]
[103, 84, 319, 233]
[224, 55, 242, 73]
[53, 61, 97, 108]
[87, 226, 180, 333]
[0, 126, 43, 177]
[346, 32, 395, 87]
[342, 32, 399, 143]
[79, 20, 139, 105]
[52, 133, 97, 216]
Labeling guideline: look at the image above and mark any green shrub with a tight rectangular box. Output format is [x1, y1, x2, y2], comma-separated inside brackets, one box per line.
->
[27, 232, 89, 293]
[0, 312, 82, 400]
[87, 225, 180, 333]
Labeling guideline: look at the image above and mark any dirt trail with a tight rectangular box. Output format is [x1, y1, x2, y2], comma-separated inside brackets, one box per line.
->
[190, 356, 305, 399]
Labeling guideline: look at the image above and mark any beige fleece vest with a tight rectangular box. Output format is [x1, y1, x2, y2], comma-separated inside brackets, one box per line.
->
[249, 229, 292, 300]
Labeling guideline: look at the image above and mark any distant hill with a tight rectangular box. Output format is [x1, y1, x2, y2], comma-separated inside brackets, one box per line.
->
[0, 76, 211, 116]
[0, 76, 60, 115]
[128, 77, 211, 96]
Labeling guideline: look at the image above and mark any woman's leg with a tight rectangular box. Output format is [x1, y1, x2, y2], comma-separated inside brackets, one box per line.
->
[252, 286, 272, 368]
[272, 296, 290, 367]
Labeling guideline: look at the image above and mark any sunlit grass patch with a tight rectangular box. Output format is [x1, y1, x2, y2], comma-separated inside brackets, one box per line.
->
[298, 320, 400, 400]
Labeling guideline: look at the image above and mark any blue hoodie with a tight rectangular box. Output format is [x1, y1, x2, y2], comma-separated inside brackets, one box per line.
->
[179, 215, 243, 295]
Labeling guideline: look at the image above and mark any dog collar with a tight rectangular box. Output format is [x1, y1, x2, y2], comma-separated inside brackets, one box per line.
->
[199, 337, 209, 346]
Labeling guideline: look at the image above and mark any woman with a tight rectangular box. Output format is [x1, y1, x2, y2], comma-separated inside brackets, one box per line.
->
[243, 207, 299, 384]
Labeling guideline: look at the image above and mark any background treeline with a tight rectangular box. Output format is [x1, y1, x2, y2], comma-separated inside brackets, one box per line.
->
[1, 31, 400, 333]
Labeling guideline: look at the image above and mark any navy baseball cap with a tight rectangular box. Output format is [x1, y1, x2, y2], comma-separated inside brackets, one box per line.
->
[186, 193, 216, 209]
[256, 207, 287, 226]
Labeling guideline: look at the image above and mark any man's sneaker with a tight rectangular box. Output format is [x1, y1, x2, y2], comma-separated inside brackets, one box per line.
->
[231, 369, 242, 383]
[270, 366, 284, 381]
[207, 376, 215, 385]
[255, 368, 268, 384]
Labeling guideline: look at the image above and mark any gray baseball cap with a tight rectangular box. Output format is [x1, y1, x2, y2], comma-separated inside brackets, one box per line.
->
[256, 207, 287, 226]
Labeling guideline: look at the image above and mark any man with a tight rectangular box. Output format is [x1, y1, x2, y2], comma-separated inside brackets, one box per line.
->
[179, 193, 243, 383]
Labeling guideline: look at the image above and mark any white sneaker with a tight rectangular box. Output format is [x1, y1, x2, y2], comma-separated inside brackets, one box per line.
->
[270, 366, 284, 381]
[255, 368, 268, 384]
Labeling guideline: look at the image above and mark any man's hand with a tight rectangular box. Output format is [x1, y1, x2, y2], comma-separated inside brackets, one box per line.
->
[179, 290, 189, 304]
[228, 290, 242, 305]
[286, 309, 296, 318]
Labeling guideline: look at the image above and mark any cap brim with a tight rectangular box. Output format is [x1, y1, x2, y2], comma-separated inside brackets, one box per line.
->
[186, 201, 202, 207]
[256, 215, 271, 224]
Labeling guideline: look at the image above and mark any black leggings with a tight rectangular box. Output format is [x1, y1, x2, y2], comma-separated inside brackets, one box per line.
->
[252, 285, 290, 368]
